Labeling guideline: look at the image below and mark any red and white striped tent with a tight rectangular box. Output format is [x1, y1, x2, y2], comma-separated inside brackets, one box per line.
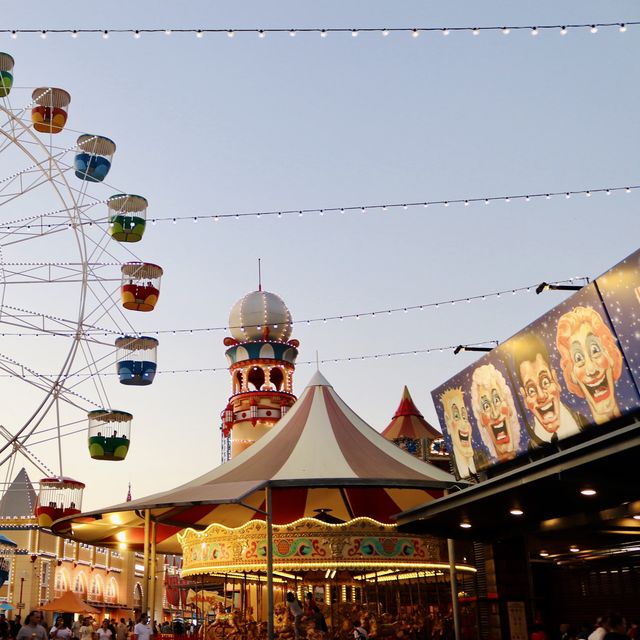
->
[55, 372, 456, 553]
[381, 386, 443, 441]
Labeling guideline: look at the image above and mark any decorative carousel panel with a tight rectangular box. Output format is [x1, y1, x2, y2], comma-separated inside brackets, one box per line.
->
[179, 516, 443, 576]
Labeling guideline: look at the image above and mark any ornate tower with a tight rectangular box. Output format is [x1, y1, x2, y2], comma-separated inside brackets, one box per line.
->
[220, 289, 299, 460]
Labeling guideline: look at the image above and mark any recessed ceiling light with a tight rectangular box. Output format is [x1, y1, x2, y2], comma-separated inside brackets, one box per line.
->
[569, 546, 580, 553]
[539, 550, 549, 557]
[580, 488, 597, 496]
[510, 508, 524, 516]
[459, 522, 472, 529]
[633, 515, 640, 520]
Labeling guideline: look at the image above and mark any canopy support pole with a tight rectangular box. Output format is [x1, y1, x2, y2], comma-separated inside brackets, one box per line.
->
[448, 538, 461, 640]
[266, 486, 274, 640]
[142, 508, 150, 616]
[149, 520, 158, 628]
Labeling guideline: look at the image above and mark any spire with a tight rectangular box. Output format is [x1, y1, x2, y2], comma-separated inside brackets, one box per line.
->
[126, 482, 132, 502]
[393, 386, 424, 418]
[258, 258, 262, 292]
[382, 387, 442, 441]
[0, 468, 37, 518]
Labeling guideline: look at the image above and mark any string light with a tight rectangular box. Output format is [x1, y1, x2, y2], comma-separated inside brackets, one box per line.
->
[0, 185, 635, 232]
[1, 21, 635, 39]
[9, 340, 499, 379]
[0, 276, 586, 338]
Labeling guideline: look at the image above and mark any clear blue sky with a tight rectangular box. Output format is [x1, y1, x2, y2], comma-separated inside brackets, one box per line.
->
[0, 1, 638, 509]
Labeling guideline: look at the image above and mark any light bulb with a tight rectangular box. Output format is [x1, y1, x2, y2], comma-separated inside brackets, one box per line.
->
[411, 29, 420, 38]
[133, 30, 141, 39]
[560, 26, 567, 35]
[41, 31, 47, 39]
[502, 27, 510, 35]
[531, 27, 538, 36]
[165, 29, 172, 35]
[590, 25, 598, 34]
[258, 30, 266, 38]
[71, 30, 78, 38]
[102, 30, 109, 39]
[227, 30, 235, 38]
[442, 28, 450, 36]
[351, 29, 358, 37]
[196, 30, 203, 38]
[320, 29, 327, 38]
[289, 30, 296, 37]
[472, 28, 480, 36]
[619, 24, 627, 33]
[586, 191, 591, 197]
[565, 193, 571, 199]
[382, 29, 389, 36]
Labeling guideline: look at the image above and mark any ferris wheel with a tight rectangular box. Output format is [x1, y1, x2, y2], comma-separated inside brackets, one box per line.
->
[0, 52, 163, 525]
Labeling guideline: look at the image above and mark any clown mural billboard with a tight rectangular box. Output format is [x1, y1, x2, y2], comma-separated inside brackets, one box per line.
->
[432, 248, 640, 481]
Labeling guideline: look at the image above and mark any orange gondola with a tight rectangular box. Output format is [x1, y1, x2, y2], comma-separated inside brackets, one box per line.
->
[31, 87, 71, 134]
[121, 262, 163, 312]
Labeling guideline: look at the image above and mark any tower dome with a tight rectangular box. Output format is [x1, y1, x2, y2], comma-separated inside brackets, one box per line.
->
[228, 290, 292, 342]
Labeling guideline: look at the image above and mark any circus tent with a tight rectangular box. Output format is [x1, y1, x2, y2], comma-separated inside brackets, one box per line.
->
[55, 371, 456, 553]
[382, 385, 443, 441]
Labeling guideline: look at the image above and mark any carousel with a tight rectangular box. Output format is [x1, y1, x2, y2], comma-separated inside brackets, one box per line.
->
[53, 371, 474, 640]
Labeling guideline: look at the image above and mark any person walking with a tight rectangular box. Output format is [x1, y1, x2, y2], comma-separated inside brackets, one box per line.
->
[115, 619, 127, 640]
[133, 616, 152, 640]
[16, 612, 47, 640]
[50, 618, 72, 640]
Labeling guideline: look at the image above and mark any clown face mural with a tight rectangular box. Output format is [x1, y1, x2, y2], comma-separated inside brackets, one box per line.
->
[556, 306, 623, 424]
[440, 387, 476, 477]
[470, 364, 520, 462]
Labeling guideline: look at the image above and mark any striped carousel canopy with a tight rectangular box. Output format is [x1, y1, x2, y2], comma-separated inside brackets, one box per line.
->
[54, 372, 456, 553]
[381, 386, 443, 441]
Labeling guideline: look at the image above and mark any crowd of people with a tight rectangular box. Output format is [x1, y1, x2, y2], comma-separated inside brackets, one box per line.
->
[0, 612, 150, 640]
[537, 613, 640, 640]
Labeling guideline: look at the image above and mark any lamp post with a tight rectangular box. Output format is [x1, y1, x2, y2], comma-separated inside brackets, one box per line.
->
[17, 573, 25, 613]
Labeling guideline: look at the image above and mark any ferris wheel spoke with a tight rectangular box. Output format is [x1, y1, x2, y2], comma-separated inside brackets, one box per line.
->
[0, 301, 119, 338]
[84, 278, 138, 336]
[0, 261, 117, 286]
[75, 336, 110, 408]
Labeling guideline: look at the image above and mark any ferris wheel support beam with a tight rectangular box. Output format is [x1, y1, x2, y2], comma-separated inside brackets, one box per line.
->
[0, 425, 54, 477]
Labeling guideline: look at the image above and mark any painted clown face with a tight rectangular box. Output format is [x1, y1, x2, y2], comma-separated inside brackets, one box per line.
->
[477, 381, 513, 456]
[442, 391, 474, 459]
[569, 323, 618, 423]
[519, 354, 562, 433]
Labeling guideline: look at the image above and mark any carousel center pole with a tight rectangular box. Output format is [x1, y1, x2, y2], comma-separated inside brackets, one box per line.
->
[142, 509, 150, 616]
[266, 486, 274, 640]
[447, 538, 461, 640]
[149, 520, 158, 629]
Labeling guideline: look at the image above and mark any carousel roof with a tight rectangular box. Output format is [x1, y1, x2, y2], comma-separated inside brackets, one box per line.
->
[54, 371, 456, 553]
[381, 386, 443, 441]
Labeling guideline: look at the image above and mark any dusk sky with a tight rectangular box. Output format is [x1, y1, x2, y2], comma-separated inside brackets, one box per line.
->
[0, 0, 638, 510]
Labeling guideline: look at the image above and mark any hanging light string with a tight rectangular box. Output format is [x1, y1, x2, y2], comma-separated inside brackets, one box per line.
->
[0, 183, 636, 232]
[2, 21, 636, 40]
[1, 340, 499, 380]
[0, 276, 587, 337]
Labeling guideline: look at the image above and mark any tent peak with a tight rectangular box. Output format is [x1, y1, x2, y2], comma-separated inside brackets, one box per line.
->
[306, 370, 332, 388]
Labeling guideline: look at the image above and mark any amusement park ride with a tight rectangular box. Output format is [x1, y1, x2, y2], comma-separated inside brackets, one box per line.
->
[0, 52, 163, 528]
